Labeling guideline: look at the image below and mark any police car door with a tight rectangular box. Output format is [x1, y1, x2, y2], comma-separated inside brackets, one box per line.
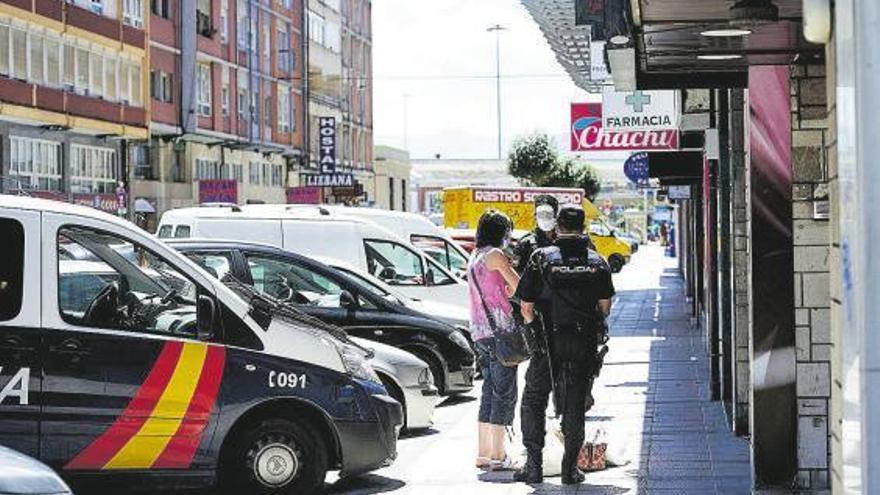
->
[41, 214, 224, 472]
[0, 208, 41, 457]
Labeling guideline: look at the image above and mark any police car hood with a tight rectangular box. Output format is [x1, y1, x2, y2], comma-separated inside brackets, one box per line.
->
[0, 446, 70, 495]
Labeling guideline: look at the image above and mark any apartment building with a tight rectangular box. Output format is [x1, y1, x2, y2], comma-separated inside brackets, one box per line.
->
[0, 0, 149, 213]
[132, 0, 306, 228]
[298, 0, 371, 204]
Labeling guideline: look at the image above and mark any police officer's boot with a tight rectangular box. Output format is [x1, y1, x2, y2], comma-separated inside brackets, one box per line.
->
[560, 451, 585, 485]
[513, 450, 543, 484]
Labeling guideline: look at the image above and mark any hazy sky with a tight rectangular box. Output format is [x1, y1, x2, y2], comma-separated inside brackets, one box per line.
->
[372, 0, 602, 160]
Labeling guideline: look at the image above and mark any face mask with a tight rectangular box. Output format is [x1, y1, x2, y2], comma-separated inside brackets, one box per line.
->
[535, 205, 556, 232]
[537, 217, 556, 232]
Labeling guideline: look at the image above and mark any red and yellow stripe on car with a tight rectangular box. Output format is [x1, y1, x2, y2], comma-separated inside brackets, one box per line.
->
[66, 341, 226, 470]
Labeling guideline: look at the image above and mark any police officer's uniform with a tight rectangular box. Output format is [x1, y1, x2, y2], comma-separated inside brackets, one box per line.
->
[514, 207, 615, 484]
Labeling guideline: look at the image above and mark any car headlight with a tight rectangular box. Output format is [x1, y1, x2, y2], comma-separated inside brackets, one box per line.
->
[339, 344, 382, 384]
[448, 329, 471, 351]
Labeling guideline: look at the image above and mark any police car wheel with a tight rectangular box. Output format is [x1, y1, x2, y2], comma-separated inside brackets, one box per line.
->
[227, 418, 328, 494]
[609, 255, 624, 274]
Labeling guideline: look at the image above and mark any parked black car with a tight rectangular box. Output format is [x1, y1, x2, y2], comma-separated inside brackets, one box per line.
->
[168, 239, 475, 395]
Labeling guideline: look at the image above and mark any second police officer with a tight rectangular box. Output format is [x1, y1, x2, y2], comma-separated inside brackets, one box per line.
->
[514, 194, 559, 273]
[513, 204, 615, 485]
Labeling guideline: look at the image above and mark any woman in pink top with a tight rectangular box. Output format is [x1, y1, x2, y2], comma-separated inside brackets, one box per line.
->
[469, 210, 521, 471]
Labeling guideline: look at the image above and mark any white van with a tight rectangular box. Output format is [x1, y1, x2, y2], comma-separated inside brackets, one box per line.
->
[252, 205, 470, 279]
[0, 196, 402, 494]
[157, 205, 469, 309]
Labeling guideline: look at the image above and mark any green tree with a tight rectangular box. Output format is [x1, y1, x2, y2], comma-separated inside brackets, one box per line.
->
[507, 133, 603, 201]
[507, 134, 558, 186]
[575, 164, 601, 201]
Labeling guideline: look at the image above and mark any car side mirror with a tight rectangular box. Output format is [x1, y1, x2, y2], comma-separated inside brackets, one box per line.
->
[425, 268, 436, 286]
[378, 266, 397, 281]
[197, 295, 216, 340]
[340, 290, 357, 310]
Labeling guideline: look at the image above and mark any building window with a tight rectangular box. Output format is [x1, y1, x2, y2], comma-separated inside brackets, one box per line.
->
[281, 0, 290, 9]
[197, 63, 212, 116]
[222, 162, 243, 182]
[11, 28, 25, 80]
[9, 137, 61, 191]
[308, 11, 324, 46]
[221, 66, 229, 115]
[261, 13, 270, 71]
[151, 0, 169, 18]
[237, 72, 248, 120]
[388, 177, 394, 211]
[236, 0, 247, 48]
[401, 179, 407, 211]
[248, 161, 260, 184]
[0, 24, 8, 76]
[89, 52, 103, 98]
[277, 85, 290, 133]
[104, 57, 117, 100]
[120, 62, 143, 106]
[151, 70, 172, 102]
[132, 144, 154, 180]
[264, 92, 272, 128]
[196, 158, 220, 180]
[62, 43, 74, 89]
[124, 0, 144, 28]
[271, 164, 283, 187]
[70, 144, 117, 194]
[45, 38, 60, 87]
[75, 46, 88, 93]
[29, 34, 44, 84]
[197, 0, 212, 37]
[219, 0, 228, 42]
[277, 24, 291, 73]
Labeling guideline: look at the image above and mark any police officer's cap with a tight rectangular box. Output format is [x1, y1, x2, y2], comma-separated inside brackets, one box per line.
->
[557, 204, 586, 232]
[534, 194, 559, 213]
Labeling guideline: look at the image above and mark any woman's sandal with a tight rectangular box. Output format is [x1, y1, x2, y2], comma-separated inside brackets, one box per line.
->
[475, 456, 493, 470]
[490, 455, 519, 471]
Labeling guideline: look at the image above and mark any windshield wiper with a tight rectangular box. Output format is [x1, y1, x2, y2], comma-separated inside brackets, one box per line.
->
[221, 276, 371, 356]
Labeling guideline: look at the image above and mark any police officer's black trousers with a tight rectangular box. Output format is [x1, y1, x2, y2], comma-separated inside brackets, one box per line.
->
[520, 328, 596, 470]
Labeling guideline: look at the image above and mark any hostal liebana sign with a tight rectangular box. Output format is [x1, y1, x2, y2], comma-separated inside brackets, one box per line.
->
[570, 102, 679, 152]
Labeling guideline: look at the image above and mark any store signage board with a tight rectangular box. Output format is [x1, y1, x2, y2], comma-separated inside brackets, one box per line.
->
[472, 188, 584, 205]
[319, 116, 337, 174]
[623, 152, 650, 186]
[302, 174, 355, 187]
[287, 186, 322, 204]
[199, 179, 238, 204]
[571, 103, 679, 151]
[601, 88, 680, 131]
[668, 185, 691, 200]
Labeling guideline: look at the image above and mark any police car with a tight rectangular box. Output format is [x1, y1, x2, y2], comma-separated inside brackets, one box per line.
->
[0, 196, 402, 493]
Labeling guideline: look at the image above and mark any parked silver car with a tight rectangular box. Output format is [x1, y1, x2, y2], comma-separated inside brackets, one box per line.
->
[0, 445, 72, 495]
[352, 337, 440, 430]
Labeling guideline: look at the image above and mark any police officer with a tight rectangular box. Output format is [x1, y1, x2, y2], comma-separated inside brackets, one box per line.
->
[513, 194, 559, 274]
[513, 204, 615, 485]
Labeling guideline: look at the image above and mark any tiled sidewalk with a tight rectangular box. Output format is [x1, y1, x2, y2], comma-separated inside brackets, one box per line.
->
[590, 246, 752, 494]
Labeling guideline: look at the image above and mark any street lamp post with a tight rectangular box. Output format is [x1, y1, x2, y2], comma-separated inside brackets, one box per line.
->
[487, 24, 506, 160]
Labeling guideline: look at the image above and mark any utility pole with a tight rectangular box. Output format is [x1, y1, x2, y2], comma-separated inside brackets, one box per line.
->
[487, 24, 506, 160]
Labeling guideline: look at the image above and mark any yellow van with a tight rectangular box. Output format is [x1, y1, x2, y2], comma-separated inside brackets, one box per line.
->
[442, 186, 631, 271]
